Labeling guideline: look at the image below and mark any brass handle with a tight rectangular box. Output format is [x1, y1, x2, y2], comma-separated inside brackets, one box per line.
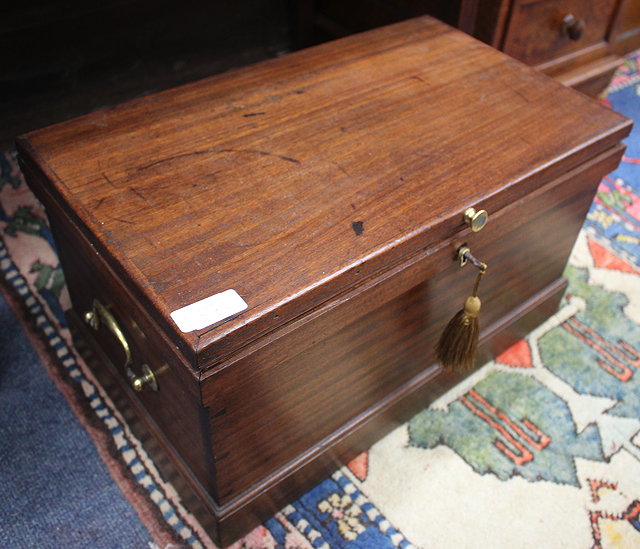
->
[84, 299, 158, 392]
[463, 208, 489, 232]
[562, 14, 584, 41]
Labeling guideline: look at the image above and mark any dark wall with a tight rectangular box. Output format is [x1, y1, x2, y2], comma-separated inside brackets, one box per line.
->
[310, 0, 461, 42]
[1, 1, 461, 149]
[1, 0, 292, 148]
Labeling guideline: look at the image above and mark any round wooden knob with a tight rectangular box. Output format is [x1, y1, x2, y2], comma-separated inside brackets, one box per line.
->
[463, 208, 488, 232]
[562, 14, 584, 41]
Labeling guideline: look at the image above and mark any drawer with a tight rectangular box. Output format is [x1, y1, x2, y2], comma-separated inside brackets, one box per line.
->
[201, 146, 623, 503]
[502, 0, 617, 66]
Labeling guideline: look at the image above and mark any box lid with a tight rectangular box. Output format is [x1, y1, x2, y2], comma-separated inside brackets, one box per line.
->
[17, 16, 631, 370]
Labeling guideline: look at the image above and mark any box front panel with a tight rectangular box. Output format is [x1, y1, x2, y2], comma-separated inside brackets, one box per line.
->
[202, 147, 622, 503]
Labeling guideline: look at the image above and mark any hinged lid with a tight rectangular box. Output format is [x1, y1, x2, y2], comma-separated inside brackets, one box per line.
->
[17, 16, 631, 370]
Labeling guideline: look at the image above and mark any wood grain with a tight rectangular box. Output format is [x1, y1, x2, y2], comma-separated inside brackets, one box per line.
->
[17, 16, 630, 369]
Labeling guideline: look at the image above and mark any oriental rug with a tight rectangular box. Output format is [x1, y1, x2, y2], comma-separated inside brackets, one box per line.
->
[1, 53, 640, 548]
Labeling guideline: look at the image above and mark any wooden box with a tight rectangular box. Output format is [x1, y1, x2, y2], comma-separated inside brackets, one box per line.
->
[17, 16, 630, 546]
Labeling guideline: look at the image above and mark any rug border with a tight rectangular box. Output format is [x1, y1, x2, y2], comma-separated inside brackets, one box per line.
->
[0, 237, 185, 549]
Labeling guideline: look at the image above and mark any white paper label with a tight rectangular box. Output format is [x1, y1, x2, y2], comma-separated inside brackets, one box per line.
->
[170, 289, 248, 333]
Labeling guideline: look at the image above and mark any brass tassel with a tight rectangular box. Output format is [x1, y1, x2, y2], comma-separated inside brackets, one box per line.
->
[436, 249, 487, 371]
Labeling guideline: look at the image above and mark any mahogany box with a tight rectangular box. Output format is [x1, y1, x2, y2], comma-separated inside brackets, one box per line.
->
[17, 16, 631, 546]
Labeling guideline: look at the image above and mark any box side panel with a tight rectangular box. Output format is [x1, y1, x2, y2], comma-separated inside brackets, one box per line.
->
[19, 159, 217, 494]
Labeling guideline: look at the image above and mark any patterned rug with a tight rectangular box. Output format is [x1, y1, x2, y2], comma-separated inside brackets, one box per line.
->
[1, 53, 640, 548]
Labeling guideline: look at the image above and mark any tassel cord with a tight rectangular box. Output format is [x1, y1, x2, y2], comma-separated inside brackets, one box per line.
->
[471, 266, 485, 297]
[464, 250, 487, 297]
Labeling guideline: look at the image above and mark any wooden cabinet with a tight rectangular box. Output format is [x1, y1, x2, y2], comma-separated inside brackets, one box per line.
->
[476, 0, 640, 95]
[498, 0, 617, 65]
[309, 0, 640, 95]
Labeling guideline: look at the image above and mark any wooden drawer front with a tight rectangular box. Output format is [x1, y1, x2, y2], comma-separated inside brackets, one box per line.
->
[502, 0, 617, 66]
[615, 0, 640, 37]
[611, 0, 640, 54]
[203, 146, 623, 504]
